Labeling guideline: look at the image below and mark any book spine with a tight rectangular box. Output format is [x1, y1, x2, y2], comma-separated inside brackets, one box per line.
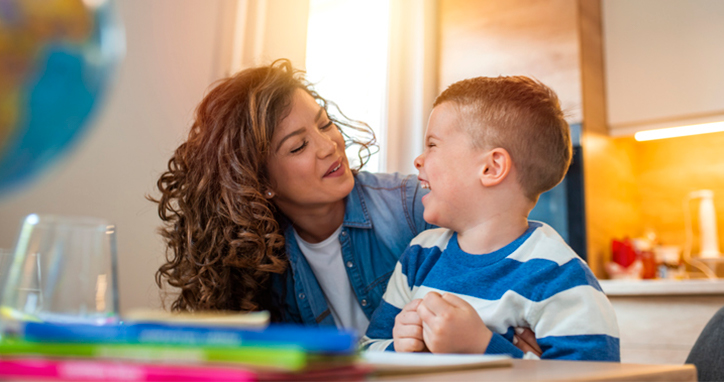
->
[0, 358, 258, 382]
[23, 322, 357, 353]
[0, 341, 308, 371]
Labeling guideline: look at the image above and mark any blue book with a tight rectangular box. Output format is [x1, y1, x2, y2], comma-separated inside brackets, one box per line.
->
[20, 321, 358, 354]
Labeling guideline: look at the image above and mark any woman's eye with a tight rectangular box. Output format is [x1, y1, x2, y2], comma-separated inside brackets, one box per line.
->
[320, 121, 334, 131]
[291, 140, 308, 154]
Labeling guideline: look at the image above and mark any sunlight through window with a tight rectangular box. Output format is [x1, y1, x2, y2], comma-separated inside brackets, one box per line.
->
[306, 0, 390, 173]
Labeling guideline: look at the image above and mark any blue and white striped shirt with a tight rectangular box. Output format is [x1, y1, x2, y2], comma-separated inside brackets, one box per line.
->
[361, 221, 620, 361]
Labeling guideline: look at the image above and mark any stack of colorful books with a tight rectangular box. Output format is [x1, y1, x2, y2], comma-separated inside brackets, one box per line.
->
[0, 311, 371, 381]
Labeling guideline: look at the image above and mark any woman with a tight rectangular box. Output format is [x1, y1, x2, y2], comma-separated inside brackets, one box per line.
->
[151, 60, 542, 355]
[151, 59, 431, 335]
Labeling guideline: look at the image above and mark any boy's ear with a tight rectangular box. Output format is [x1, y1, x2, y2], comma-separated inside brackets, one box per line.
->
[480, 148, 512, 187]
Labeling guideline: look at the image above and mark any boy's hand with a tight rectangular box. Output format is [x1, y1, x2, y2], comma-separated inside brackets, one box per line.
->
[393, 299, 428, 352]
[417, 292, 492, 354]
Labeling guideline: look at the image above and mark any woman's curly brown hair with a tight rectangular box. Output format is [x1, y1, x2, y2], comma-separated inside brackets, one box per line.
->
[150, 59, 375, 318]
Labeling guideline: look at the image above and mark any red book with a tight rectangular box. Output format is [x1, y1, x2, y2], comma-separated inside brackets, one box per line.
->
[0, 358, 373, 381]
[0, 358, 257, 381]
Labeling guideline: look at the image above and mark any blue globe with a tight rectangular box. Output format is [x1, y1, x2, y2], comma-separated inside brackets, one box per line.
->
[0, 0, 124, 195]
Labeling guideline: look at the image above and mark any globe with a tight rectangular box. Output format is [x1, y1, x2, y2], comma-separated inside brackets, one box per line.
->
[0, 0, 124, 195]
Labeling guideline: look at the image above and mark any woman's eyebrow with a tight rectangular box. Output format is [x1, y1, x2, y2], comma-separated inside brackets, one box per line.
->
[276, 127, 306, 153]
[274, 108, 326, 153]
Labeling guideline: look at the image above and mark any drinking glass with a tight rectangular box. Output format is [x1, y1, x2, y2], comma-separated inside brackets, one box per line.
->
[0, 248, 12, 297]
[0, 214, 120, 326]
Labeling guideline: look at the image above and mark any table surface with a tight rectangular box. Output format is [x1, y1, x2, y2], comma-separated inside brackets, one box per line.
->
[374, 359, 697, 382]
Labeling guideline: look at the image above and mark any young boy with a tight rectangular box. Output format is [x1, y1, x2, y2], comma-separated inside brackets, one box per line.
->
[361, 76, 620, 361]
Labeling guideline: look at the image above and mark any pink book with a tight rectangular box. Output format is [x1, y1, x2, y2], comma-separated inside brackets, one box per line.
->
[0, 358, 258, 381]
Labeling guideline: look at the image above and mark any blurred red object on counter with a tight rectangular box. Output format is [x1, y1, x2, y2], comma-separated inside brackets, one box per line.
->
[612, 238, 637, 268]
[607, 237, 658, 279]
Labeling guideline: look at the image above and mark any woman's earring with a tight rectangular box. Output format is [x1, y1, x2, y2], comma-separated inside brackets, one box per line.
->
[265, 190, 274, 199]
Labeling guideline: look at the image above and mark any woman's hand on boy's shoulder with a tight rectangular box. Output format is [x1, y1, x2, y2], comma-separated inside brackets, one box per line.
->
[417, 292, 493, 354]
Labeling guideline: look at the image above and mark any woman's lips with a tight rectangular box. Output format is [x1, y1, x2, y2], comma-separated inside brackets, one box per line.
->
[323, 160, 344, 178]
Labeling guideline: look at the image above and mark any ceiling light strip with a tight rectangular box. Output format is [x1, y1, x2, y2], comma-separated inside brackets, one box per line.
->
[634, 121, 724, 142]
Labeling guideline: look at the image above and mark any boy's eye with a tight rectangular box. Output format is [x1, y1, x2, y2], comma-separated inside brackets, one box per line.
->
[291, 140, 308, 154]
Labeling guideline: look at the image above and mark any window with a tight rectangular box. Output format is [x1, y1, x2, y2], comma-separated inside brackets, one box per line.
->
[305, 0, 390, 173]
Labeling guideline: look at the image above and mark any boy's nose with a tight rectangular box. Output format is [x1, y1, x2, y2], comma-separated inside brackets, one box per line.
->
[414, 154, 423, 169]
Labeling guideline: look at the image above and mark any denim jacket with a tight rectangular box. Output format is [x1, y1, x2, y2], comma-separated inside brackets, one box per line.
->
[270, 171, 432, 327]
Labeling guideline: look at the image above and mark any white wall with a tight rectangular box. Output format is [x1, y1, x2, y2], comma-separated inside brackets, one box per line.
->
[603, 0, 724, 135]
[0, 0, 228, 313]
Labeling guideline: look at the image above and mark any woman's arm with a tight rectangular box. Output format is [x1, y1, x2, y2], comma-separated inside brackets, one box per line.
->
[514, 328, 542, 357]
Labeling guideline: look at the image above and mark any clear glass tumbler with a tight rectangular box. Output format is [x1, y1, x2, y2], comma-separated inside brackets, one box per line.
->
[0, 214, 120, 326]
[0, 248, 12, 297]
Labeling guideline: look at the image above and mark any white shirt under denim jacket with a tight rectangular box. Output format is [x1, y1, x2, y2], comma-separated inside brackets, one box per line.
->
[270, 172, 433, 333]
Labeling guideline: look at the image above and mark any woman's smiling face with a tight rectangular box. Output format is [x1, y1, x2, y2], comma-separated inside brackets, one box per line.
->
[266, 88, 355, 211]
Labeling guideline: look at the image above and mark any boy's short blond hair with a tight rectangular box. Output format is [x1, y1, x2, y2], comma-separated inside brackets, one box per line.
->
[434, 76, 572, 201]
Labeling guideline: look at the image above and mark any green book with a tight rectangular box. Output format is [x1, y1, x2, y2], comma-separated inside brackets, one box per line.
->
[0, 339, 354, 372]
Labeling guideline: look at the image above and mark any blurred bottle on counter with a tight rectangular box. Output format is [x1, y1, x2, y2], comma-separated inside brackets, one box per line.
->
[654, 245, 685, 279]
[632, 238, 657, 279]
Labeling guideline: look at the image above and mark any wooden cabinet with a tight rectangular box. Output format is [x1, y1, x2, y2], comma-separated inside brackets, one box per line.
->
[602, 0, 724, 137]
[439, 0, 585, 124]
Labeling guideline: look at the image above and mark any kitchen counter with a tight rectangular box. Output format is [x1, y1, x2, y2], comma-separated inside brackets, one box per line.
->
[599, 278, 724, 296]
[600, 278, 724, 365]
